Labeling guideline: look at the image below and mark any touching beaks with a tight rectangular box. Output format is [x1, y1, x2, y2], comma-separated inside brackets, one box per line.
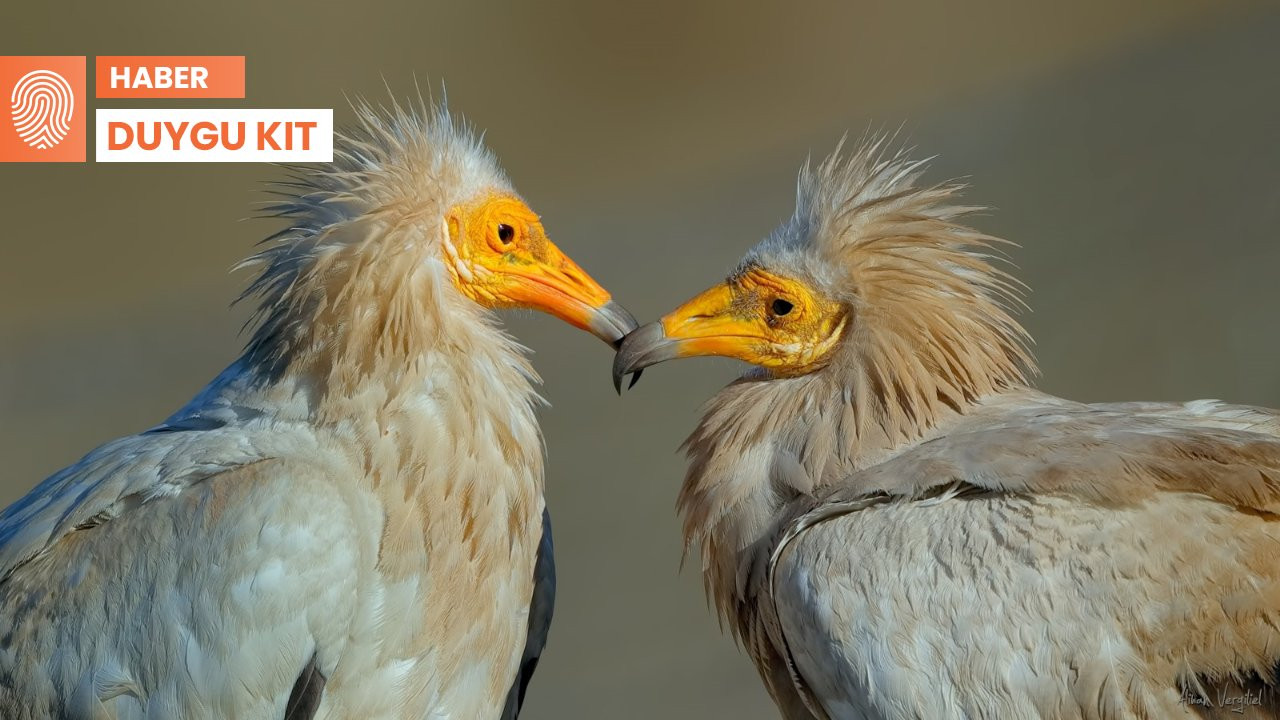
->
[612, 282, 762, 394]
[589, 301, 642, 349]
[612, 323, 668, 394]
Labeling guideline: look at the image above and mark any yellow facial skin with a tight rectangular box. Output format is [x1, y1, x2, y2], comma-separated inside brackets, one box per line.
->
[612, 266, 848, 391]
[445, 194, 636, 344]
[662, 267, 848, 374]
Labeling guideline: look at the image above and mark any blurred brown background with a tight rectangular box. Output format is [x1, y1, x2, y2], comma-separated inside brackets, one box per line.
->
[3, 2, 1279, 717]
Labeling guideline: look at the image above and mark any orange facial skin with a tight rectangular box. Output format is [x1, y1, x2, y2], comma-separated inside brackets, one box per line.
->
[445, 194, 636, 345]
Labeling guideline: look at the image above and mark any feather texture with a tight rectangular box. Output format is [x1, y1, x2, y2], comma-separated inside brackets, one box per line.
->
[0, 99, 555, 719]
[676, 139, 1280, 719]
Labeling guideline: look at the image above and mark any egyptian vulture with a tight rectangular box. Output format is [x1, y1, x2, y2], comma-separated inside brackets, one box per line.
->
[614, 139, 1280, 719]
[0, 100, 637, 719]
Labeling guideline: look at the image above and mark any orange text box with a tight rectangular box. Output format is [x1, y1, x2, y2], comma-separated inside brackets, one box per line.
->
[96, 56, 245, 98]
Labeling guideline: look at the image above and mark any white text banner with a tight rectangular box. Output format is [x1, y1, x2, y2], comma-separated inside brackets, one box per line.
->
[96, 108, 333, 162]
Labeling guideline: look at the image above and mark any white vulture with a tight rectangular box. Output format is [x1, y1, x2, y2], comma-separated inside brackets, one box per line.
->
[0, 100, 637, 719]
[613, 139, 1280, 719]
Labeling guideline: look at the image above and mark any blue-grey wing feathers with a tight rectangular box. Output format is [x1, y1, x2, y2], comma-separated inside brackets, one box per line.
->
[501, 507, 555, 719]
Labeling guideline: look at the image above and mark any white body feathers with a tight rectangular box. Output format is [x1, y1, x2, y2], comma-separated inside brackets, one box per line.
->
[0, 104, 553, 719]
[676, 142, 1280, 719]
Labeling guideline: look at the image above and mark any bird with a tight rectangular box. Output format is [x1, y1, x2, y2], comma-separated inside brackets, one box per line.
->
[0, 98, 637, 720]
[613, 137, 1280, 719]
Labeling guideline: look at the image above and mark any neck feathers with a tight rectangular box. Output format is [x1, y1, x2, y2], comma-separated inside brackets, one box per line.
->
[835, 199, 1033, 441]
[227, 99, 535, 421]
[683, 137, 1036, 627]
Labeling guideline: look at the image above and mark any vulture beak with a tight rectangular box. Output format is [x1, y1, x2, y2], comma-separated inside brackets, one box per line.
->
[588, 301, 642, 349]
[612, 322, 669, 393]
[613, 283, 752, 394]
[505, 245, 639, 348]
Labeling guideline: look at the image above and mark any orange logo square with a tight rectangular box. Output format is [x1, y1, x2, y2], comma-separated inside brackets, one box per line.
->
[0, 56, 86, 162]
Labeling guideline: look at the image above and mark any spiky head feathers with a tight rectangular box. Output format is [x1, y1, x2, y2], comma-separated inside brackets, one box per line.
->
[237, 99, 632, 388]
[616, 136, 1035, 431]
[749, 138, 1034, 399]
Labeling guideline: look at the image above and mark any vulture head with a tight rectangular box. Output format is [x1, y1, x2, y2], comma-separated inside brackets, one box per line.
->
[241, 98, 637, 388]
[615, 137, 1033, 432]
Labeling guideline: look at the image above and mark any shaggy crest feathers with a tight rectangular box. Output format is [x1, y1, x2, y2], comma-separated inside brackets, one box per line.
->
[746, 135, 1036, 438]
[679, 138, 1039, 628]
[0, 94, 559, 719]
[670, 135, 1280, 720]
[234, 98, 526, 389]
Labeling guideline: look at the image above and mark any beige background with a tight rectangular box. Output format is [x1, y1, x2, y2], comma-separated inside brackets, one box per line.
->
[3, 2, 1279, 717]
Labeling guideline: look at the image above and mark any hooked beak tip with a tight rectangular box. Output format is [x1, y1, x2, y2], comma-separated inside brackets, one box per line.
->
[611, 367, 644, 396]
[612, 322, 675, 395]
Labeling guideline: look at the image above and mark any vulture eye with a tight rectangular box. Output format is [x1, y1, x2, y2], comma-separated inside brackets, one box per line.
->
[771, 298, 794, 316]
[497, 224, 515, 244]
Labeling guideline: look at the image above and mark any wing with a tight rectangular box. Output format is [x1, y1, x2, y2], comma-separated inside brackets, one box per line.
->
[0, 420, 262, 583]
[840, 396, 1280, 511]
[0, 423, 368, 719]
[765, 395, 1280, 718]
[501, 506, 556, 720]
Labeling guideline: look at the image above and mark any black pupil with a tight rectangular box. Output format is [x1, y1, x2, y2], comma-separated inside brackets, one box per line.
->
[771, 298, 794, 316]
[497, 224, 515, 244]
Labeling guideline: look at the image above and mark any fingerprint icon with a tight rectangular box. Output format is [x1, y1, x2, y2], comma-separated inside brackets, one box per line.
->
[10, 69, 75, 150]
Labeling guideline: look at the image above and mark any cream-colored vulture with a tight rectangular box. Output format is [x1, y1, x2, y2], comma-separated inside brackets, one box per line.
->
[614, 139, 1280, 720]
[0, 101, 636, 719]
